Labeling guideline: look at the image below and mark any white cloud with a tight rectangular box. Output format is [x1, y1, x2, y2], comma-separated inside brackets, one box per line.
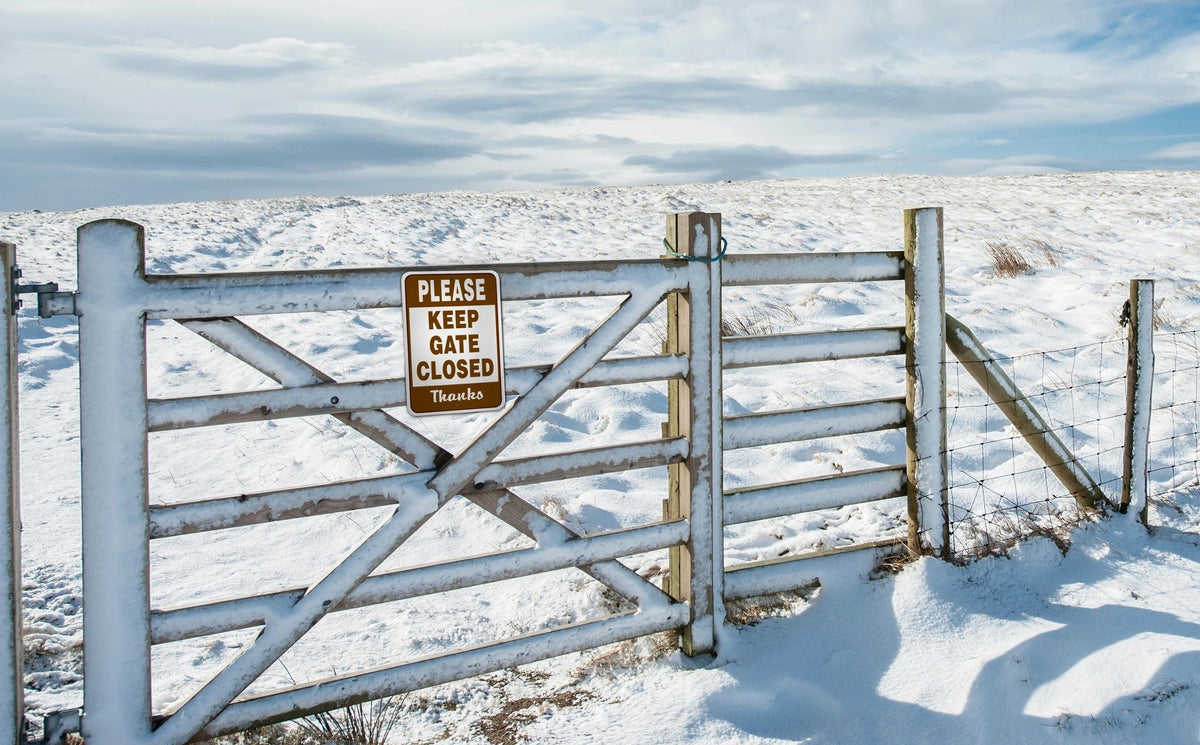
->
[3, 0, 1200, 209]
[1150, 141, 1200, 159]
[107, 38, 355, 80]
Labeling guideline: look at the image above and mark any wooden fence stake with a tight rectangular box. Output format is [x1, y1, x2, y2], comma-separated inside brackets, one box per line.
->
[663, 212, 722, 656]
[1120, 279, 1154, 525]
[903, 208, 949, 558]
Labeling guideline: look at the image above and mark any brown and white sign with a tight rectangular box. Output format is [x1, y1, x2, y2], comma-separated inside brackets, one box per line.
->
[403, 270, 505, 416]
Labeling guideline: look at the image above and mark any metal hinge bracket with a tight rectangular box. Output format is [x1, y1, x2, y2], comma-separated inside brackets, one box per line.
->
[10, 265, 75, 317]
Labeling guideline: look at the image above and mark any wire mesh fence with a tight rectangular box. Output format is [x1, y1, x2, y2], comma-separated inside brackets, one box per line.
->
[943, 335, 1131, 558]
[1148, 330, 1200, 510]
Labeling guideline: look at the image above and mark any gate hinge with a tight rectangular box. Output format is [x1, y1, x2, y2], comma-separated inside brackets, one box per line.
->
[10, 265, 76, 318]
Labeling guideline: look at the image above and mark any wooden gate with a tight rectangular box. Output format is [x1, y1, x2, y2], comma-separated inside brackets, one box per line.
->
[7, 208, 946, 743]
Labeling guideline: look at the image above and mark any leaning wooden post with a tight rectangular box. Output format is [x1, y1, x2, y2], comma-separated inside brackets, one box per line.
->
[77, 221, 154, 745]
[1120, 279, 1154, 525]
[663, 212, 723, 656]
[903, 208, 949, 558]
[0, 243, 23, 744]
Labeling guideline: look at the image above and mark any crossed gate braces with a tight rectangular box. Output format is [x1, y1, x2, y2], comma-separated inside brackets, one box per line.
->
[16, 210, 946, 744]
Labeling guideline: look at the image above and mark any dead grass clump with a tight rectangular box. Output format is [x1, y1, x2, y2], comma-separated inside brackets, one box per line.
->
[870, 547, 920, 578]
[471, 690, 593, 745]
[297, 697, 404, 745]
[985, 241, 1031, 278]
[201, 724, 323, 744]
[572, 630, 678, 681]
[951, 503, 1090, 563]
[720, 301, 799, 338]
[725, 583, 819, 626]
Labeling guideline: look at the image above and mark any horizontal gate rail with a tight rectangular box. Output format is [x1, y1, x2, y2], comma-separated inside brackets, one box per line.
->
[471, 436, 688, 491]
[193, 604, 689, 741]
[148, 353, 690, 431]
[723, 327, 904, 368]
[129, 250, 903, 321]
[724, 398, 907, 450]
[724, 466, 907, 525]
[149, 437, 689, 537]
[723, 251, 904, 286]
[151, 518, 690, 644]
[140, 260, 686, 319]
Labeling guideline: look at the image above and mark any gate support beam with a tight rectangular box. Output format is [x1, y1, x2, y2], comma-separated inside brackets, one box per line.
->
[1, 243, 23, 743]
[664, 212, 723, 656]
[904, 208, 949, 558]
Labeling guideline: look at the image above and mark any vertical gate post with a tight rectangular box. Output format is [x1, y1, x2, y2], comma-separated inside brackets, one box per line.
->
[1121, 279, 1155, 525]
[77, 221, 153, 744]
[903, 208, 949, 558]
[0, 243, 23, 743]
[663, 212, 723, 656]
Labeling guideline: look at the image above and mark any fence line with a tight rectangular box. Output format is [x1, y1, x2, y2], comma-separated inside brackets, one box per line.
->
[944, 314, 1200, 555]
[943, 333, 1130, 556]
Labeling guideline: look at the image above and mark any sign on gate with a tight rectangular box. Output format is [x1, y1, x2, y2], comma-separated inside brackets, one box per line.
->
[403, 270, 505, 415]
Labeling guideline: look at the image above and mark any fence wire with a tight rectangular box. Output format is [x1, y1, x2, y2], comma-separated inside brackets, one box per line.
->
[943, 336, 1130, 558]
[1147, 330, 1200, 508]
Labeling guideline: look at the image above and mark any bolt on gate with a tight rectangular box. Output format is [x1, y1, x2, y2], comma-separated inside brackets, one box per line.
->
[3, 209, 947, 744]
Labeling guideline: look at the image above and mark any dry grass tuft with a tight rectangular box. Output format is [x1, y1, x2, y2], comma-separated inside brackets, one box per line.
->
[201, 724, 323, 744]
[201, 697, 405, 745]
[725, 583, 819, 626]
[471, 690, 594, 745]
[985, 241, 1031, 278]
[297, 697, 404, 745]
[951, 503, 1092, 563]
[720, 301, 799, 338]
[870, 547, 920, 578]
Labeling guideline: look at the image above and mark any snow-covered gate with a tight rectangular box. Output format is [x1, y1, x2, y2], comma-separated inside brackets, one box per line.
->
[3, 209, 946, 744]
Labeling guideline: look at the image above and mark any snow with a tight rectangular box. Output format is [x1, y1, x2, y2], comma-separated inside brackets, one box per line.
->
[4, 170, 1200, 743]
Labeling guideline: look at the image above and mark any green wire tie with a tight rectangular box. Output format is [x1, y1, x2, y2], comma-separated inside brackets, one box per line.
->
[663, 236, 728, 262]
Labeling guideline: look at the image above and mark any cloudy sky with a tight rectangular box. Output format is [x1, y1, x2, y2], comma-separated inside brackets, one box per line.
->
[3, 0, 1200, 211]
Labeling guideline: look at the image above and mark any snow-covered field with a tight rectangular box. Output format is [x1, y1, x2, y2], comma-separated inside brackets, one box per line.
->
[4, 170, 1200, 743]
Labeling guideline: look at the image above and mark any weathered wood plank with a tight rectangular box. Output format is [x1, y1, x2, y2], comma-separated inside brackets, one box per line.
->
[723, 251, 904, 286]
[724, 466, 906, 525]
[723, 398, 906, 450]
[723, 327, 904, 368]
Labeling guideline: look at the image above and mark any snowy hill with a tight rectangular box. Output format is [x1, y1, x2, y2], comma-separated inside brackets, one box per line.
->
[4, 170, 1200, 744]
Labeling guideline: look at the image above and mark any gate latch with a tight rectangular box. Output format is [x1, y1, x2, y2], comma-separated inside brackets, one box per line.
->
[10, 265, 74, 318]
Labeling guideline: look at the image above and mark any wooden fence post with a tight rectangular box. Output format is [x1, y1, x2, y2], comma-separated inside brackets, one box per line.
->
[903, 208, 949, 558]
[1121, 279, 1154, 525]
[0, 243, 23, 744]
[663, 212, 723, 656]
